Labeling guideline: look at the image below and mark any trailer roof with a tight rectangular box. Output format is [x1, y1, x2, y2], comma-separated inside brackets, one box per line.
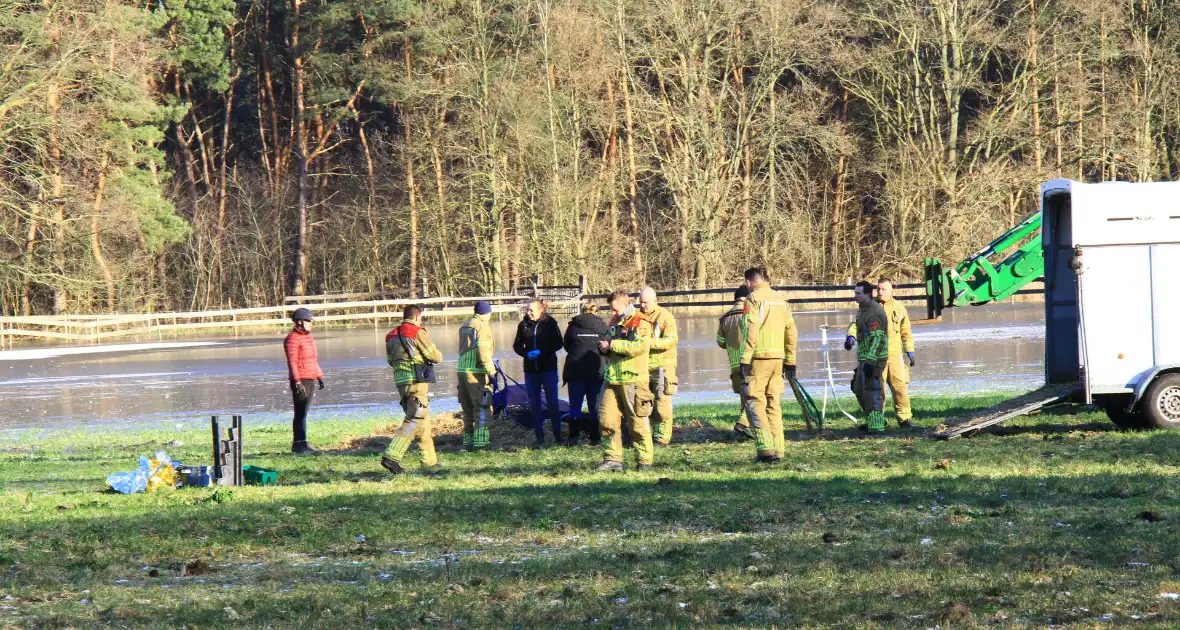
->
[1042, 179, 1180, 247]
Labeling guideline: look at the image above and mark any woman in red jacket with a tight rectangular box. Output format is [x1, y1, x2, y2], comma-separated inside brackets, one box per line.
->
[285, 308, 325, 454]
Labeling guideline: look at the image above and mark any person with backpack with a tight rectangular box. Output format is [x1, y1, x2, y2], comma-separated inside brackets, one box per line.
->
[562, 302, 609, 446]
[380, 305, 444, 474]
[284, 307, 324, 454]
[513, 299, 564, 447]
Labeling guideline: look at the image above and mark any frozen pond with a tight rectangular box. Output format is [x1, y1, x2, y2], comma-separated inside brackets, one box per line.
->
[0, 303, 1044, 433]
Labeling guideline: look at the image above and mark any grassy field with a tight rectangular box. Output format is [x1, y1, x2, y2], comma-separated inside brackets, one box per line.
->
[2, 396, 1180, 628]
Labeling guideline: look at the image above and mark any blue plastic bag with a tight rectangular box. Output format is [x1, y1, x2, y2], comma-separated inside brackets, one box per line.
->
[106, 456, 151, 494]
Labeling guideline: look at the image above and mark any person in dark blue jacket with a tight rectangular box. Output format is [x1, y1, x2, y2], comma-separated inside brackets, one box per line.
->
[513, 299, 564, 447]
[562, 303, 609, 446]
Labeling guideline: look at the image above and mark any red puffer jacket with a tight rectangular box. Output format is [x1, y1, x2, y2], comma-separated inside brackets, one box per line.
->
[284, 327, 324, 382]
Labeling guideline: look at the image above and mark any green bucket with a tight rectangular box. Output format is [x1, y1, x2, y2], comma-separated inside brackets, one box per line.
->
[242, 465, 278, 486]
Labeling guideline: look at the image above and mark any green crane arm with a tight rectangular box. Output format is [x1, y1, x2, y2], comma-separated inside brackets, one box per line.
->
[924, 212, 1044, 319]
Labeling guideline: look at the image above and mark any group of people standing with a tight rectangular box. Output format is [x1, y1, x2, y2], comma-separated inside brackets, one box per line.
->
[371, 289, 683, 473]
[280, 270, 917, 473]
[444, 287, 682, 473]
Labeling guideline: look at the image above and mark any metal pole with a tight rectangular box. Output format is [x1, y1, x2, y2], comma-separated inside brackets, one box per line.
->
[211, 416, 221, 484]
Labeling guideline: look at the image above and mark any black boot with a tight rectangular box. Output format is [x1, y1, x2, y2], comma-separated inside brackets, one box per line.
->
[565, 417, 580, 447]
[380, 456, 403, 474]
[292, 441, 320, 455]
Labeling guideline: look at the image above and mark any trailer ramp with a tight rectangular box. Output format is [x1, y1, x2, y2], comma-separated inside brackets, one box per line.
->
[930, 383, 1081, 439]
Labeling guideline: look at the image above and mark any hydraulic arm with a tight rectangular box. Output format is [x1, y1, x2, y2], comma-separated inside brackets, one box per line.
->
[924, 212, 1044, 319]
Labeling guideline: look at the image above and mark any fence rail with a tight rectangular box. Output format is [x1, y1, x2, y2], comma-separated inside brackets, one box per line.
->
[0, 294, 563, 343]
[0, 279, 1045, 345]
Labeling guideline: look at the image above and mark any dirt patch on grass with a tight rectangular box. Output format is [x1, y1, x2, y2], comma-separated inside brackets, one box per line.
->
[328, 409, 541, 454]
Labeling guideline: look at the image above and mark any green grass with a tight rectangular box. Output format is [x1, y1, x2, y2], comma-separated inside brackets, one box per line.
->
[2, 397, 1180, 628]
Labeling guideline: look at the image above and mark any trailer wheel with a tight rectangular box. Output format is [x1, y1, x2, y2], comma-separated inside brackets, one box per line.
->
[1143, 374, 1180, 430]
[1096, 395, 1147, 430]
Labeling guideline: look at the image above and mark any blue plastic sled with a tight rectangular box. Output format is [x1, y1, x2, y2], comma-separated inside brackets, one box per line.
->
[491, 361, 570, 428]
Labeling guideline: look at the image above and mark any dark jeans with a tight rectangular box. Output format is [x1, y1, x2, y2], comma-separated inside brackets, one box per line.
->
[525, 370, 562, 438]
[567, 379, 603, 439]
[292, 379, 316, 444]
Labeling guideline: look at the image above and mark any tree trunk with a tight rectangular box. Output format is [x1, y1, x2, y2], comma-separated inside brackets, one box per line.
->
[1053, 37, 1063, 170]
[20, 213, 36, 315]
[1099, 12, 1109, 180]
[404, 43, 418, 294]
[1029, 0, 1041, 170]
[1137, 0, 1152, 181]
[831, 90, 849, 280]
[48, 81, 66, 313]
[289, 0, 309, 296]
[1076, 51, 1084, 180]
[91, 150, 116, 311]
[427, 117, 452, 292]
[214, 32, 240, 307]
[358, 120, 382, 290]
[616, 1, 642, 281]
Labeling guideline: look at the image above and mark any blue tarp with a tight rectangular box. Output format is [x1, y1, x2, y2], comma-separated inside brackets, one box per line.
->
[491, 362, 570, 428]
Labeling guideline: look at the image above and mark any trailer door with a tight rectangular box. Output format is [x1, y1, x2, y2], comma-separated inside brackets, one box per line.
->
[1079, 245, 1153, 397]
[1043, 191, 1080, 385]
[1151, 245, 1180, 368]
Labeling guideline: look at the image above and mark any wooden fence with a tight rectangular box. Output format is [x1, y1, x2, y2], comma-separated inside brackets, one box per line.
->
[0, 294, 560, 344]
[0, 278, 1044, 345]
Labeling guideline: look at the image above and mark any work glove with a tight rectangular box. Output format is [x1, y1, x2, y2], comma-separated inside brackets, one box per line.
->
[291, 380, 306, 397]
[527, 349, 541, 360]
[481, 388, 493, 406]
[860, 362, 875, 380]
[317, 378, 325, 390]
[844, 335, 855, 351]
[783, 364, 797, 380]
[907, 352, 915, 367]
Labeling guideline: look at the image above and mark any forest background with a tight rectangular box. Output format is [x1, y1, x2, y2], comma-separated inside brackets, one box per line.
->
[0, 0, 1176, 315]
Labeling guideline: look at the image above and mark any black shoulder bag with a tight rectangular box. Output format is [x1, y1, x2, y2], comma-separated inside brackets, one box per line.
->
[398, 332, 437, 383]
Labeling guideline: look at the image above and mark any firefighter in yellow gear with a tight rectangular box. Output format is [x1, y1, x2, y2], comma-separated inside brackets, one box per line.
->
[593, 290, 655, 472]
[844, 279, 915, 426]
[639, 287, 678, 445]
[716, 286, 752, 439]
[878, 279, 914, 425]
[845, 281, 890, 433]
[381, 305, 445, 474]
[739, 268, 798, 463]
[457, 301, 496, 450]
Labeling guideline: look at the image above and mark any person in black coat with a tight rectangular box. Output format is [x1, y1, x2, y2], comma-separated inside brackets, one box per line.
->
[562, 303, 609, 446]
[513, 299, 564, 446]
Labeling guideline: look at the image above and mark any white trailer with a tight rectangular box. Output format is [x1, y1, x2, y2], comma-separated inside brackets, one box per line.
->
[1042, 179, 1180, 429]
[935, 179, 1180, 438]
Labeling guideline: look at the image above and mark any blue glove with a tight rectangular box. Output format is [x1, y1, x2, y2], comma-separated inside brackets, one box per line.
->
[907, 351, 915, 367]
[527, 349, 541, 360]
[843, 335, 855, 351]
